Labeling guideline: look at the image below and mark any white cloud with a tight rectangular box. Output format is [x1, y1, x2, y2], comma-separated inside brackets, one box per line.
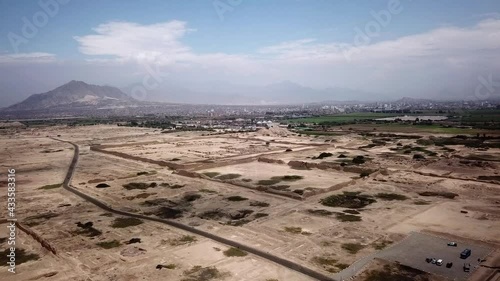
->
[0, 52, 56, 63]
[74, 21, 194, 64]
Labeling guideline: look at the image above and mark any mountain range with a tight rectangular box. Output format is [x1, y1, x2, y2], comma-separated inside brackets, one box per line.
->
[4, 80, 386, 111]
[4, 80, 138, 111]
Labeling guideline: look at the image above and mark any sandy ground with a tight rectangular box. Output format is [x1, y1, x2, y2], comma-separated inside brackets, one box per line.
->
[1, 124, 499, 280]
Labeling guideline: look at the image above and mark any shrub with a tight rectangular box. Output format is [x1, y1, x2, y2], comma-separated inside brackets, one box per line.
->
[315, 152, 333, 159]
[413, 154, 425, 160]
[96, 183, 110, 188]
[223, 247, 248, 257]
[336, 213, 362, 222]
[270, 175, 303, 181]
[111, 217, 144, 228]
[375, 193, 409, 201]
[249, 201, 270, 207]
[258, 179, 281, 185]
[352, 156, 365, 164]
[169, 235, 197, 246]
[226, 196, 248, 201]
[284, 226, 303, 234]
[96, 240, 121, 249]
[123, 182, 153, 190]
[216, 173, 242, 180]
[183, 193, 202, 202]
[418, 191, 458, 199]
[0, 248, 39, 265]
[341, 243, 365, 254]
[202, 172, 220, 178]
[320, 192, 376, 209]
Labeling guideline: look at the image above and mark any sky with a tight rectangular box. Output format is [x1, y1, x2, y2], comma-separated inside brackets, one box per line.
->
[1, 0, 500, 106]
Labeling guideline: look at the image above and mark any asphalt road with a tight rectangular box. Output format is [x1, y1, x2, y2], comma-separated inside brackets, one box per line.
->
[52, 138, 336, 281]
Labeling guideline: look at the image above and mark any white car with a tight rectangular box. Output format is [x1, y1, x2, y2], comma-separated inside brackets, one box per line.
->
[436, 259, 443, 266]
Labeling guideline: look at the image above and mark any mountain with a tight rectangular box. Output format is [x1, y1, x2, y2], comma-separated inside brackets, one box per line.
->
[5, 80, 137, 111]
[122, 80, 381, 105]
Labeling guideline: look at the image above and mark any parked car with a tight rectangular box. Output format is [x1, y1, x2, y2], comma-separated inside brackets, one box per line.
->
[460, 249, 472, 259]
[426, 258, 432, 263]
[436, 259, 443, 266]
[447, 242, 457, 247]
[446, 262, 453, 268]
[463, 263, 471, 272]
[431, 258, 437, 264]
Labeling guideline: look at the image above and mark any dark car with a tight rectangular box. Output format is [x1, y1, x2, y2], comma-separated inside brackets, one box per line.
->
[446, 262, 453, 268]
[460, 249, 472, 259]
[426, 258, 433, 263]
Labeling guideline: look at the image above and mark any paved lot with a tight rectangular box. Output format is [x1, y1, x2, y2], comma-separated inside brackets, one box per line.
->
[336, 232, 493, 281]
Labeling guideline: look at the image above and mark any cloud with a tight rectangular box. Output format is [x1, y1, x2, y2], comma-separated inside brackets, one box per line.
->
[74, 21, 194, 64]
[0, 52, 56, 63]
[260, 19, 500, 66]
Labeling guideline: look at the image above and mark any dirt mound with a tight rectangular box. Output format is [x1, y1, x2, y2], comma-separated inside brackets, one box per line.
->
[256, 126, 290, 137]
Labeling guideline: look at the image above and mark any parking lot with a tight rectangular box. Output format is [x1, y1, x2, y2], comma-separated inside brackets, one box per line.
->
[336, 232, 494, 280]
[376, 232, 493, 280]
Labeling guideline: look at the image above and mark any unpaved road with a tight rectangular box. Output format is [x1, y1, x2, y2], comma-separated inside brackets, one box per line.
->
[53, 137, 337, 281]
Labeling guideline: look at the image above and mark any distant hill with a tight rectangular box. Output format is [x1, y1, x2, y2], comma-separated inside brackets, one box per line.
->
[4, 80, 138, 111]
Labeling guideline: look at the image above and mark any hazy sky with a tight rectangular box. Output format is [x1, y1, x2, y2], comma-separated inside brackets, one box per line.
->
[1, 0, 500, 106]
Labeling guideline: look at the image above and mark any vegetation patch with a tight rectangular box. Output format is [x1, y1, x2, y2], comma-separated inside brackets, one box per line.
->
[320, 191, 376, 209]
[271, 175, 304, 181]
[307, 209, 334, 216]
[216, 173, 242, 180]
[241, 178, 252, 182]
[249, 201, 270, 207]
[413, 200, 431, 205]
[418, 191, 458, 199]
[38, 183, 62, 190]
[362, 262, 432, 281]
[202, 172, 220, 178]
[223, 247, 248, 257]
[25, 212, 59, 227]
[76, 221, 102, 237]
[341, 243, 365, 254]
[336, 213, 362, 222]
[254, 213, 269, 218]
[169, 235, 197, 246]
[96, 240, 121, 249]
[257, 179, 282, 185]
[372, 240, 393, 250]
[226, 195, 248, 201]
[477, 175, 500, 181]
[111, 217, 144, 228]
[160, 183, 185, 189]
[313, 152, 333, 159]
[199, 189, 218, 194]
[182, 266, 230, 281]
[375, 193, 409, 201]
[183, 193, 202, 202]
[95, 183, 110, 188]
[352, 155, 366, 164]
[0, 248, 39, 266]
[123, 182, 157, 190]
[284, 226, 306, 234]
[343, 209, 360, 214]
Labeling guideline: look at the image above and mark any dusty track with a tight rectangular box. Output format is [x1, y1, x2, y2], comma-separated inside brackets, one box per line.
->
[53, 137, 337, 281]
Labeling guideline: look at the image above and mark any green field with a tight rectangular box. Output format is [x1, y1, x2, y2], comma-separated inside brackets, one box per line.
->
[288, 113, 400, 124]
